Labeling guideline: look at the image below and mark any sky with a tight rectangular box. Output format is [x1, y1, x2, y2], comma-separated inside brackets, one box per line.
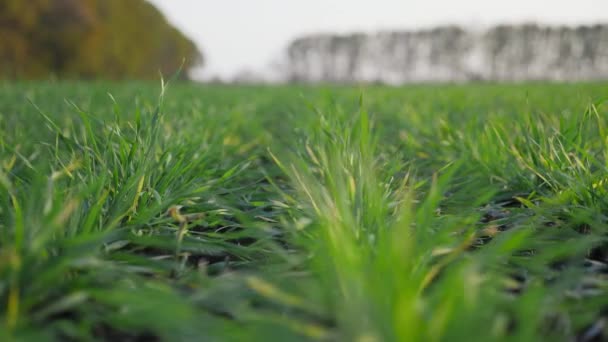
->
[147, 0, 608, 80]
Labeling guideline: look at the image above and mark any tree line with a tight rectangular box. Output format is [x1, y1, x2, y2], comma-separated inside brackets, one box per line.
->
[0, 0, 202, 79]
[286, 24, 608, 83]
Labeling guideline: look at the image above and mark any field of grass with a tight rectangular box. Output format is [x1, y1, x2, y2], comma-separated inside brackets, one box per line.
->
[0, 81, 607, 341]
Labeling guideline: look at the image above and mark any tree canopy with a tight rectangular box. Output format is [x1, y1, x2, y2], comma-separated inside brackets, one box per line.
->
[0, 0, 203, 79]
[286, 24, 608, 83]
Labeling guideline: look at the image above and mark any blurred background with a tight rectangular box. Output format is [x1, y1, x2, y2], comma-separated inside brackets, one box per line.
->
[1, 0, 607, 83]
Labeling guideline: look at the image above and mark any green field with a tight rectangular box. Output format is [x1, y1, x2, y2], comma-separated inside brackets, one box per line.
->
[1, 82, 607, 341]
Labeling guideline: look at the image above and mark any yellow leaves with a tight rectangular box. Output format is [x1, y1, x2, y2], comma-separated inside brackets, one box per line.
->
[592, 178, 608, 190]
[130, 175, 145, 214]
[51, 158, 81, 181]
[7, 275, 20, 329]
[422, 231, 477, 292]
[52, 199, 79, 228]
[348, 174, 357, 202]
[2, 154, 17, 171]
[166, 205, 206, 256]
[416, 151, 430, 159]
[481, 224, 500, 237]
[166, 205, 205, 224]
[222, 135, 240, 147]
[356, 333, 380, 342]
[0, 0, 202, 80]
[306, 144, 321, 166]
[1, 246, 23, 330]
[245, 276, 332, 340]
[167, 205, 186, 224]
[246, 276, 304, 308]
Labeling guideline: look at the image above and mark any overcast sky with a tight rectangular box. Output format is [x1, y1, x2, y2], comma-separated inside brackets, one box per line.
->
[147, 0, 608, 80]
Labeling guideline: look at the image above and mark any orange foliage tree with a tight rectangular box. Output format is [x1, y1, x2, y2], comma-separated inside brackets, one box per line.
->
[0, 0, 203, 79]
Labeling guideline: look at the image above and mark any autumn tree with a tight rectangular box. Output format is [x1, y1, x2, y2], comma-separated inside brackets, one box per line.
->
[0, 0, 203, 79]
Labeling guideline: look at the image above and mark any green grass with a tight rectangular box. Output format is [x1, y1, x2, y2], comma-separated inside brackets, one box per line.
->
[0, 81, 607, 341]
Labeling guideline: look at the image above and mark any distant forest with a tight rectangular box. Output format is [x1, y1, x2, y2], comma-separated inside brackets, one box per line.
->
[286, 24, 608, 83]
[0, 0, 202, 79]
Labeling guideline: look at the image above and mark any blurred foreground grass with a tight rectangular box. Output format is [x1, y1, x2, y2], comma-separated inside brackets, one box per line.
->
[0, 81, 607, 341]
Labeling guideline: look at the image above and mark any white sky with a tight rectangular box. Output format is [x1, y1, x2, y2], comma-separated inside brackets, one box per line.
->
[147, 0, 608, 80]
